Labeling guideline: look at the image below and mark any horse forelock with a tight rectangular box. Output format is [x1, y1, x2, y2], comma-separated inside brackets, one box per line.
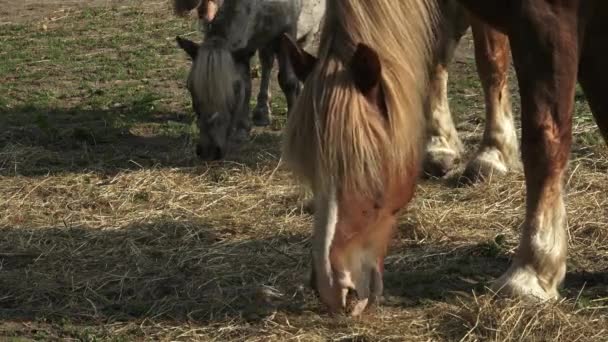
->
[284, 0, 439, 196]
[189, 41, 239, 118]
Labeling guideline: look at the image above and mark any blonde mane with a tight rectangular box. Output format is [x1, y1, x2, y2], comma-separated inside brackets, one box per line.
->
[284, 0, 438, 195]
[189, 39, 239, 116]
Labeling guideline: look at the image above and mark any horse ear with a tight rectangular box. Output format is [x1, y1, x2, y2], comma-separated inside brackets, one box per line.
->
[350, 43, 382, 98]
[176, 36, 199, 60]
[280, 33, 317, 82]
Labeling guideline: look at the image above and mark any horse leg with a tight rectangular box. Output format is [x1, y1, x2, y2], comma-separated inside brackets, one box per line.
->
[252, 46, 275, 127]
[578, 4, 608, 142]
[276, 34, 301, 114]
[423, 1, 469, 177]
[461, 16, 519, 183]
[424, 64, 463, 177]
[233, 58, 253, 144]
[493, 5, 580, 300]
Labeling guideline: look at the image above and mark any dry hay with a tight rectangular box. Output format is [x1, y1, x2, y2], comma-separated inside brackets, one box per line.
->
[436, 295, 608, 341]
[0, 0, 607, 340]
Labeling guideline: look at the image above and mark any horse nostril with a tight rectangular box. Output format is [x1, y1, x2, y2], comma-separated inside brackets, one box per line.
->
[196, 145, 203, 157]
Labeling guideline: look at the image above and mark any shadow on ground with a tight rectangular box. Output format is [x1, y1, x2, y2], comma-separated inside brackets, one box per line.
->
[0, 105, 283, 176]
[1, 218, 605, 326]
[0, 220, 311, 323]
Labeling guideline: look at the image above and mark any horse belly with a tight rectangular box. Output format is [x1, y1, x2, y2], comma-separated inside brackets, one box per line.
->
[247, 1, 299, 48]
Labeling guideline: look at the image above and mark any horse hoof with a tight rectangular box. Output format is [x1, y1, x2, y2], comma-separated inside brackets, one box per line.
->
[423, 151, 458, 178]
[460, 150, 508, 184]
[232, 128, 251, 144]
[491, 266, 560, 301]
[252, 107, 271, 127]
[252, 114, 271, 127]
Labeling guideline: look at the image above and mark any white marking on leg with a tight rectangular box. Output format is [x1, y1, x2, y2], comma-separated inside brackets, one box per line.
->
[476, 82, 519, 168]
[474, 148, 509, 173]
[466, 81, 520, 180]
[426, 66, 463, 162]
[495, 196, 567, 300]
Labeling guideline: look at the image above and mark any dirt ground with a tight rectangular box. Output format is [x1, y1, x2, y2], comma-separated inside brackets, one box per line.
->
[0, 1, 607, 341]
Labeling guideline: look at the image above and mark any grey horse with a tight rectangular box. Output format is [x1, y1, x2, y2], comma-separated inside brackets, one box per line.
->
[174, 0, 325, 160]
[183, 0, 278, 127]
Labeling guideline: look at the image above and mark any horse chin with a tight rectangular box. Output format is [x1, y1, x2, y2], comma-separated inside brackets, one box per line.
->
[196, 144, 225, 161]
[311, 255, 384, 316]
[339, 261, 384, 316]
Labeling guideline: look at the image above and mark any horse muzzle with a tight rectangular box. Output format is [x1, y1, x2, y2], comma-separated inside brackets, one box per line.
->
[196, 144, 225, 161]
[310, 260, 384, 316]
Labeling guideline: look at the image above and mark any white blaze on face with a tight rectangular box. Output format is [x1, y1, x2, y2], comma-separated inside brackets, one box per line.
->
[312, 187, 338, 288]
[309, 187, 378, 316]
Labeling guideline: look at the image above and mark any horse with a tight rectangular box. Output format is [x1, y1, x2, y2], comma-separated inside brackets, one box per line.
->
[424, 1, 518, 183]
[173, 0, 325, 160]
[282, 0, 607, 315]
[175, 0, 278, 127]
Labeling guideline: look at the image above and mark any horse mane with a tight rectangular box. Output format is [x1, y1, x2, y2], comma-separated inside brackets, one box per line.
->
[173, 0, 201, 16]
[189, 38, 239, 116]
[284, 0, 438, 195]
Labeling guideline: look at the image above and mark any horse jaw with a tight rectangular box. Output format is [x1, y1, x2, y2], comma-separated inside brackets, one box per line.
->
[311, 187, 390, 316]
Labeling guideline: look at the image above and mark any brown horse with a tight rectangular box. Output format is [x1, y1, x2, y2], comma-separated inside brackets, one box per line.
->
[283, 0, 606, 315]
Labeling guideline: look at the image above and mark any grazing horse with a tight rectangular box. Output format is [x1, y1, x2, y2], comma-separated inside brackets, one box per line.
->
[173, 0, 325, 160]
[283, 0, 607, 315]
[176, 0, 283, 127]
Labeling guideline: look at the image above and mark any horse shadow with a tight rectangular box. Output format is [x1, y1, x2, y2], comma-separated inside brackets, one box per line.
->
[385, 230, 608, 308]
[0, 104, 283, 177]
[0, 219, 314, 324]
[2, 216, 605, 326]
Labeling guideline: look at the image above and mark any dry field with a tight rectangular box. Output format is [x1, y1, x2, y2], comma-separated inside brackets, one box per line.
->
[0, 1, 607, 341]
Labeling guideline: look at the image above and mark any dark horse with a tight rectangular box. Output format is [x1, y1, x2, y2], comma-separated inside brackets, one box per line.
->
[283, 0, 606, 315]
